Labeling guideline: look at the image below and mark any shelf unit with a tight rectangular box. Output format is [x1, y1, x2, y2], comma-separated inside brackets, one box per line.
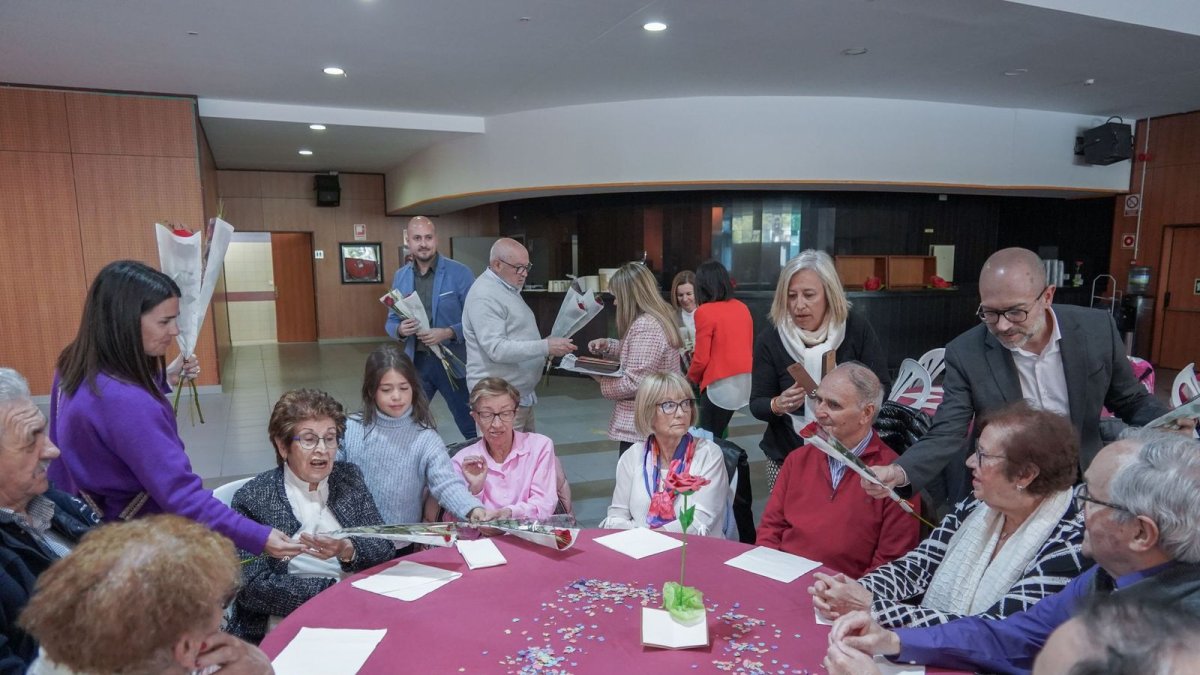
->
[886, 255, 938, 288]
[834, 255, 887, 289]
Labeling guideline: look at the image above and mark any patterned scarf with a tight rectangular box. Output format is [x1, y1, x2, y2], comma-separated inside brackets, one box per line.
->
[643, 433, 697, 528]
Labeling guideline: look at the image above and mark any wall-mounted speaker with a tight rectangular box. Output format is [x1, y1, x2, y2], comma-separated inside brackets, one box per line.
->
[1076, 121, 1132, 166]
[314, 174, 340, 207]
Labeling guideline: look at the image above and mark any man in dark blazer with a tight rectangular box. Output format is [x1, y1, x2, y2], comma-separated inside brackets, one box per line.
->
[867, 248, 1182, 504]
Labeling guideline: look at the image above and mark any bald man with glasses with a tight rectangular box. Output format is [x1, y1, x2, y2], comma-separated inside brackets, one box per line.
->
[866, 247, 1180, 507]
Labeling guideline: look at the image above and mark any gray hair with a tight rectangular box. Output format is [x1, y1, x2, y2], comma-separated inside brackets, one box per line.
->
[0, 368, 31, 406]
[769, 250, 850, 329]
[1068, 592, 1200, 675]
[829, 362, 883, 422]
[1108, 431, 1200, 563]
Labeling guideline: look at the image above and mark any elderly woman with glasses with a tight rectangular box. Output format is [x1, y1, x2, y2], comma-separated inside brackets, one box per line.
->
[601, 372, 730, 536]
[227, 389, 394, 644]
[451, 378, 560, 521]
[809, 401, 1089, 628]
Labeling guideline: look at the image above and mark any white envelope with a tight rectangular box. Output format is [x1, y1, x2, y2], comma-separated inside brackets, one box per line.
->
[641, 607, 709, 649]
[456, 538, 507, 569]
[724, 546, 822, 583]
[593, 528, 683, 559]
[350, 561, 462, 601]
[272, 627, 386, 675]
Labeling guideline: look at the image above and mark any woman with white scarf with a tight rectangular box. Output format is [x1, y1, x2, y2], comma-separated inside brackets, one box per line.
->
[808, 402, 1088, 629]
[749, 250, 889, 491]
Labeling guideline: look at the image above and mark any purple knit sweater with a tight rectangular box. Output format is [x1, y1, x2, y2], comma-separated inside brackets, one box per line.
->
[49, 371, 271, 553]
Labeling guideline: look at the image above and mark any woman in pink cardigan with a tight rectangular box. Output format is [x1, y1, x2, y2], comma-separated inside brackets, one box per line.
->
[588, 263, 684, 454]
[686, 260, 754, 437]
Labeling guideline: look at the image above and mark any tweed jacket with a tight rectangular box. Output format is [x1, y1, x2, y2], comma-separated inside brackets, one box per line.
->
[858, 492, 1089, 628]
[594, 314, 683, 443]
[227, 462, 393, 644]
[898, 304, 1168, 492]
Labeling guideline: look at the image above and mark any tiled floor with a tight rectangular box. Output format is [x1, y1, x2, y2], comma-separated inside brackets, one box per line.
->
[183, 341, 774, 528]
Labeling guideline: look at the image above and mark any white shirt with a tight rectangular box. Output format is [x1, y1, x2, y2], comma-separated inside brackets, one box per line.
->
[281, 465, 344, 578]
[1008, 309, 1070, 417]
[600, 437, 730, 536]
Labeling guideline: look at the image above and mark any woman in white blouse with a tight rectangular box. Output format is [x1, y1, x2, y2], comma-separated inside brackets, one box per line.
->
[601, 372, 730, 536]
[228, 389, 394, 644]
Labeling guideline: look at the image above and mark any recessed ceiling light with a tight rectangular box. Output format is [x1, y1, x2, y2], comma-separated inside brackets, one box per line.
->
[841, 47, 868, 56]
[186, 31, 199, 36]
[322, 66, 346, 76]
[309, 124, 326, 131]
[519, 16, 531, 22]
[298, 149, 314, 156]
[1083, 78, 1096, 86]
[1003, 68, 1029, 76]
[643, 21, 667, 32]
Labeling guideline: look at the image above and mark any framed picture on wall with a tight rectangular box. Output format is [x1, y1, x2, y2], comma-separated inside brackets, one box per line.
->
[339, 242, 383, 284]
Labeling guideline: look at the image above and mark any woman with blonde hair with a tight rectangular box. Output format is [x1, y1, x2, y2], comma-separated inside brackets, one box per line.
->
[749, 250, 889, 491]
[670, 270, 698, 365]
[601, 371, 729, 536]
[588, 262, 683, 454]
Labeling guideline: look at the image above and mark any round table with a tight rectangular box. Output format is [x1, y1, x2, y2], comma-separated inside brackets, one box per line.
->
[261, 531, 958, 674]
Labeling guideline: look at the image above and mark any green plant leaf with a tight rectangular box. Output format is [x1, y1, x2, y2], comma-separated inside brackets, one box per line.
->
[662, 581, 706, 625]
[679, 503, 696, 532]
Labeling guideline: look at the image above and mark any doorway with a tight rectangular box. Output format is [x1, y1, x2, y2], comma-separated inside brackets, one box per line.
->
[1155, 225, 1200, 369]
[225, 232, 318, 345]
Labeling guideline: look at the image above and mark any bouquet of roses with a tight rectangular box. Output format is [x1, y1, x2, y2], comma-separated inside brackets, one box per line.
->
[323, 522, 458, 548]
[661, 460, 711, 625]
[380, 289, 466, 384]
[154, 217, 235, 424]
[544, 281, 605, 380]
[798, 421, 933, 528]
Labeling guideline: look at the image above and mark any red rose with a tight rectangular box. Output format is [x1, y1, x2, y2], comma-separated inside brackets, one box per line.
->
[172, 227, 193, 237]
[664, 459, 711, 495]
[929, 275, 951, 289]
[798, 420, 822, 439]
[577, 302, 586, 310]
[383, 296, 395, 307]
[554, 529, 573, 550]
[864, 276, 882, 291]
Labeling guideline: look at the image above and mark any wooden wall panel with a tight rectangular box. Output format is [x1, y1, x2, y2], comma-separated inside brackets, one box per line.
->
[0, 151, 87, 394]
[1140, 114, 1200, 169]
[197, 122, 232, 372]
[65, 92, 197, 157]
[216, 170, 499, 340]
[0, 88, 70, 152]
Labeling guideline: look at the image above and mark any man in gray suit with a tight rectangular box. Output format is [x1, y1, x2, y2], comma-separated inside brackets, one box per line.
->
[868, 247, 1185, 504]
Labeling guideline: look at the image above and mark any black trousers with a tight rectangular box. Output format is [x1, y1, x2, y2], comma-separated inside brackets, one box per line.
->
[697, 389, 735, 438]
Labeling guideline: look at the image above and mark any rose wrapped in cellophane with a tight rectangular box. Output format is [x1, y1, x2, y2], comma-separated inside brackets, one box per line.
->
[544, 280, 605, 381]
[154, 218, 235, 424]
[323, 522, 458, 548]
[458, 515, 580, 551]
[380, 289, 466, 385]
[798, 421, 933, 528]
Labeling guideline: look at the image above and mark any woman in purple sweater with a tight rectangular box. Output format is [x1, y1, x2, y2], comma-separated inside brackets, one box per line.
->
[49, 260, 303, 558]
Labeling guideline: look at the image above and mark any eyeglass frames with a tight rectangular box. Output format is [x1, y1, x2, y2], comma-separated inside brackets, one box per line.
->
[656, 399, 694, 415]
[292, 434, 339, 451]
[1073, 483, 1132, 514]
[474, 409, 518, 424]
[497, 258, 533, 274]
[976, 285, 1049, 324]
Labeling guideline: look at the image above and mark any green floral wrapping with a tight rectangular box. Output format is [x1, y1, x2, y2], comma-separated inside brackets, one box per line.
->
[662, 581, 705, 625]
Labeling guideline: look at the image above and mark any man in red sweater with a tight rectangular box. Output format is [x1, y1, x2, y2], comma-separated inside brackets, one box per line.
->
[756, 363, 920, 577]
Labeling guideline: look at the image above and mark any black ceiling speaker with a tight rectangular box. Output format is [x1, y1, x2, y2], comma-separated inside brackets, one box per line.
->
[314, 174, 340, 207]
[1077, 118, 1133, 166]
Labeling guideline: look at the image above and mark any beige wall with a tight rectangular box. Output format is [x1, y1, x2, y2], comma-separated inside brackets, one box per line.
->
[217, 170, 498, 341]
[0, 86, 215, 395]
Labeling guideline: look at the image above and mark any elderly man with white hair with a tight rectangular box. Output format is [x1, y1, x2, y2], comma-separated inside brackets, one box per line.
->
[0, 367, 99, 673]
[825, 431, 1200, 675]
[462, 238, 575, 432]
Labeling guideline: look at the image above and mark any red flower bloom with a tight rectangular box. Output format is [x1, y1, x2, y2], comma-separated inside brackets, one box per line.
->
[864, 276, 882, 291]
[554, 529, 573, 550]
[383, 296, 396, 307]
[664, 459, 711, 495]
[798, 420, 822, 439]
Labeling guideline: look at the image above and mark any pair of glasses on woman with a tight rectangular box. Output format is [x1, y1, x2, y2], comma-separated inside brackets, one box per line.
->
[475, 409, 517, 423]
[656, 399, 694, 415]
[292, 434, 339, 451]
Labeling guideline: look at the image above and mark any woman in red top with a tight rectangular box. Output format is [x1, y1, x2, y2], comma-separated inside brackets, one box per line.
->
[686, 260, 753, 437]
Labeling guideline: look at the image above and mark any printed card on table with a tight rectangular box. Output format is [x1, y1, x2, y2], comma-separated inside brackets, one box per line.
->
[593, 528, 683, 559]
[724, 546, 822, 583]
[272, 627, 386, 675]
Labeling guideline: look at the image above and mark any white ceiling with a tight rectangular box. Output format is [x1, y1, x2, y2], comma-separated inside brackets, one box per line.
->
[5, 0, 1200, 174]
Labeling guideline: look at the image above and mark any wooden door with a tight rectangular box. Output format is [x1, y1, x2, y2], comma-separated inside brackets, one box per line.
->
[1157, 226, 1200, 369]
[271, 232, 318, 342]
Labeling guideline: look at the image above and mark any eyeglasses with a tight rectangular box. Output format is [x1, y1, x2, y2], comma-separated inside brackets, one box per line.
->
[972, 447, 1007, 463]
[474, 409, 517, 424]
[292, 434, 339, 451]
[1074, 483, 1132, 514]
[656, 399, 694, 415]
[976, 286, 1048, 324]
[498, 258, 533, 275]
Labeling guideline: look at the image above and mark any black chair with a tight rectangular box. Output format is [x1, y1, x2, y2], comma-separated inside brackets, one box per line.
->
[712, 437, 755, 544]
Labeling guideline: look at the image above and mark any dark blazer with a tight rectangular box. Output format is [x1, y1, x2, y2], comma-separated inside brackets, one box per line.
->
[898, 304, 1168, 492]
[749, 309, 890, 463]
[1, 490, 98, 675]
[228, 462, 394, 644]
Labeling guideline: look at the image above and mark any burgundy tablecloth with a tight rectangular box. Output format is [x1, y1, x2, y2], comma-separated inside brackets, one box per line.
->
[895, 385, 943, 417]
[262, 531, 966, 673]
